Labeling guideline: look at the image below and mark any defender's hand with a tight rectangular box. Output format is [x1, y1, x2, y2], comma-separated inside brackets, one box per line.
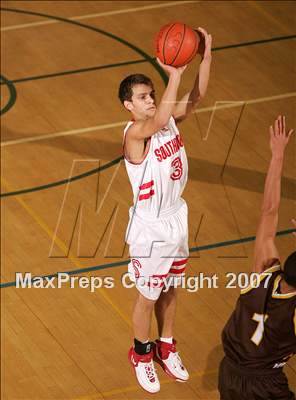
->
[269, 115, 293, 155]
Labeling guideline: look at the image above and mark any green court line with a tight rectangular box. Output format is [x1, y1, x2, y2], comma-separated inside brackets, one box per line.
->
[0, 7, 167, 84]
[1, 8, 295, 198]
[0, 35, 295, 85]
[4, 59, 148, 84]
[213, 34, 295, 51]
[0, 156, 124, 197]
[0, 5, 166, 196]
[1, 228, 294, 289]
[0, 38, 296, 198]
[0, 74, 17, 115]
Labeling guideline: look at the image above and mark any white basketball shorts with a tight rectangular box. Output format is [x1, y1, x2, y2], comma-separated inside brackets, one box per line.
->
[125, 198, 189, 300]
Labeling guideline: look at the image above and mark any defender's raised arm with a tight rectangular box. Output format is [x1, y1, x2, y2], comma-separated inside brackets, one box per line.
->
[253, 116, 293, 273]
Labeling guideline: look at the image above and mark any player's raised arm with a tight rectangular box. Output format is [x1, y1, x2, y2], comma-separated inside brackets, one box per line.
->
[173, 27, 212, 123]
[253, 116, 293, 273]
[126, 61, 187, 141]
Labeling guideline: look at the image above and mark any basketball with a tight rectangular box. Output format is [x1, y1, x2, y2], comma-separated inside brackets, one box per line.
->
[155, 22, 200, 67]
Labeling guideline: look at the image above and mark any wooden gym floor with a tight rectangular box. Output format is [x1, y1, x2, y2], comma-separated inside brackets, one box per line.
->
[1, 1, 295, 399]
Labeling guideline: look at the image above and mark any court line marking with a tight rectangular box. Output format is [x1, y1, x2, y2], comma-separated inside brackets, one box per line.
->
[1, 228, 294, 289]
[73, 355, 296, 399]
[1, 34, 294, 86]
[1, 6, 294, 394]
[75, 367, 218, 399]
[1, 1, 198, 31]
[1, 92, 295, 147]
[0, 74, 17, 115]
[0, 177, 132, 327]
[0, 157, 123, 198]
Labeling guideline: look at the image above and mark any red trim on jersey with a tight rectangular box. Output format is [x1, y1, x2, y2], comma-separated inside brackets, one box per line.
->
[171, 258, 188, 267]
[139, 180, 154, 190]
[138, 190, 155, 201]
[169, 266, 186, 274]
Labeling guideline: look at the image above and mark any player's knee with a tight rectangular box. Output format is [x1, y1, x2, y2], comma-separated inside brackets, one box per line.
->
[137, 292, 157, 309]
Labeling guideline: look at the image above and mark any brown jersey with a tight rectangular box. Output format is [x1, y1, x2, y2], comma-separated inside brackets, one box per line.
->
[222, 264, 296, 370]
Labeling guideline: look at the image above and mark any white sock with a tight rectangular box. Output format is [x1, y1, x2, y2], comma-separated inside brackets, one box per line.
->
[160, 336, 173, 344]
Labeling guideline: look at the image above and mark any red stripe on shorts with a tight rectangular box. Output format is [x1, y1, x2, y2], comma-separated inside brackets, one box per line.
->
[169, 266, 186, 274]
[171, 258, 188, 267]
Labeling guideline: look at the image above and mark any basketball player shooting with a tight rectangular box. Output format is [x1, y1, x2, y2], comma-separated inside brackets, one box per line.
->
[219, 115, 296, 400]
[118, 28, 212, 393]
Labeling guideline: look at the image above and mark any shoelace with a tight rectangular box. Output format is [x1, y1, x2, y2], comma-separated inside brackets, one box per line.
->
[171, 351, 185, 370]
[144, 360, 157, 382]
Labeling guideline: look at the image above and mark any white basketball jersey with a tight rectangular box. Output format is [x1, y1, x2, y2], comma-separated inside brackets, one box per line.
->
[123, 116, 188, 217]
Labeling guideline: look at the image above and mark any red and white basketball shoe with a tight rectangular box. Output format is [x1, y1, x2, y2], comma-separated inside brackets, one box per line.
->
[128, 347, 160, 393]
[155, 339, 189, 382]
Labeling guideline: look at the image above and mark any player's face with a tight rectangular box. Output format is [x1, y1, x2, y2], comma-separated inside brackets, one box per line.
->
[128, 84, 156, 119]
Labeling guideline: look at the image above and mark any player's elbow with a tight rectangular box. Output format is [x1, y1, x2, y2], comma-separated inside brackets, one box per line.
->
[189, 91, 201, 108]
[196, 92, 203, 102]
[191, 96, 202, 112]
[261, 204, 278, 216]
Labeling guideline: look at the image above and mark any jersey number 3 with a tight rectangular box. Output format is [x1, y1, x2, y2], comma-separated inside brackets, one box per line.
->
[251, 313, 269, 346]
[170, 157, 183, 180]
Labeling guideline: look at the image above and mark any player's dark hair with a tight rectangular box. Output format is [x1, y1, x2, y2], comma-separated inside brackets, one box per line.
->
[283, 251, 296, 288]
[118, 74, 153, 104]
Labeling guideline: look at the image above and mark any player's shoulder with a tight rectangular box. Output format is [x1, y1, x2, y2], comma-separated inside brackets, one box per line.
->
[240, 264, 281, 295]
[271, 275, 296, 300]
[124, 120, 135, 135]
[169, 115, 179, 129]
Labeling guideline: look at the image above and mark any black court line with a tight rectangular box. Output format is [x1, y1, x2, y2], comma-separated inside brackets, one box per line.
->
[4, 59, 148, 85]
[0, 6, 167, 197]
[0, 35, 295, 85]
[0, 74, 17, 115]
[0, 7, 168, 84]
[1, 228, 294, 288]
[1, 33, 295, 197]
[0, 156, 124, 198]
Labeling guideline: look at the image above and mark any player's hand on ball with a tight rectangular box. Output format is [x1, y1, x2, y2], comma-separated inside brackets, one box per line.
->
[269, 115, 293, 155]
[156, 58, 187, 76]
[196, 27, 212, 61]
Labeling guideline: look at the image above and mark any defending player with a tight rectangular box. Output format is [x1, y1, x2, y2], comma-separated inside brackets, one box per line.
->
[219, 115, 296, 400]
[118, 29, 212, 393]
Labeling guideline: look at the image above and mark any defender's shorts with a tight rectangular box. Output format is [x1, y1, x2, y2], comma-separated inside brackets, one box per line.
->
[126, 198, 189, 300]
[218, 357, 295, 400]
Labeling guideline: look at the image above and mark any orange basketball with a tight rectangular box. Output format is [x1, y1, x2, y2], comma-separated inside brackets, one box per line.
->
[155, 22, 199, 67]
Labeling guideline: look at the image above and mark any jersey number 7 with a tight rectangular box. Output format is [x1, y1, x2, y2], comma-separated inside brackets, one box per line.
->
[251, 313, 269, 346]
